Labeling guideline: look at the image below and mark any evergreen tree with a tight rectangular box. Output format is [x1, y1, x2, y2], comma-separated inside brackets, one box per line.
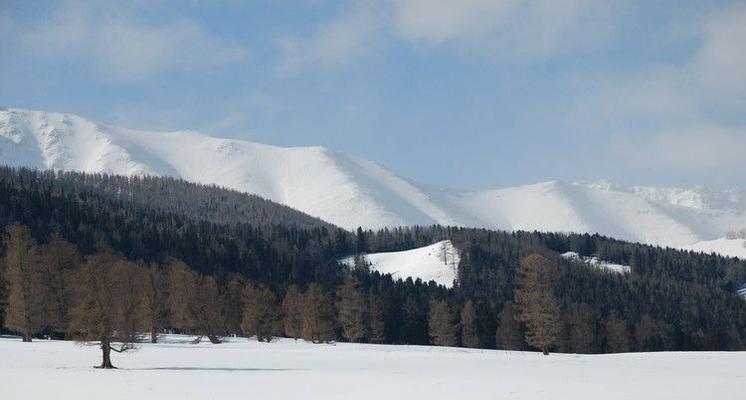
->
[428, 299, 458, 346]
[460, 300, 479, 348]
[635, 314, 673, 352]
[514, 254, 561, 355]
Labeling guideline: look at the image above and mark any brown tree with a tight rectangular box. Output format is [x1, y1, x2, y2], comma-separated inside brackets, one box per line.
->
[141, 262, 169, 343]
[68, 247, 146, 368]
[167, 259, 224, 344]
[241, 284, 282, 342]
[635, 314, 672, 351]
[2, 225, 44, 342]
[564, 303, 598, 354]
[605, 312, 631, 353]
[282, 285, 304, 339]
[223, 275, 247, 336]
[514, 254, 561, 355]
[368, 288, 386, 343]
[428, 299, 458, 346]
[38, 234, 80, 336]
[496, 302, 523, 350]
[460, 300, 479, 348]
[336, 273, 369, 342]
[302, 283, 336, 343]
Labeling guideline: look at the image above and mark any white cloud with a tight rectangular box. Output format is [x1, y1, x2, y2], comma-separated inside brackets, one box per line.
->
[276, 2, 384, 72]
[16, 1, 247, 82]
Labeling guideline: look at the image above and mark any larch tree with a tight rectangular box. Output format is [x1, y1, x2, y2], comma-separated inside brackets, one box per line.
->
[514, 254, 561, 355]
[605, 312, 631, 353]
[565, 303, 598, 354]
[428, 299, 458, 346]
[496, 302, 523, 350]
[223, 275, 247, 336]
[241, 284, 282, 342]
[38, 234, 80, 337]
[68, 247, 146, 369]
[281, 285, 304, 340]
[166, 259, 225, 344]
[368, 288, 386, 343]
[141, 262, 169, 343]
[336, 272, 369, 343]
[2, 225, 44, 342]
[460, 300, 479, 348]
[302, 283, 336, 343]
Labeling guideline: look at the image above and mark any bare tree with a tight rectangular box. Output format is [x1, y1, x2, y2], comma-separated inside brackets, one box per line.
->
[68, 246, 146, 368]
[38, 234, 80, 337]
[2, 225, 44, 342]
[302, 283, 336, 343]
[428, 299, 458, 346]
[223, 275, 247, 336]
[166, 260, 224, 344]
[241, 283, 282, 342]
[368, 288, 386, 343]
[282, 285, 304, 340]
[141, 262, 169, 343]
[496, 302, 523, 350]
[337, 272, 369, 343]
[514, 254, 561, 355]
[460, 300, 479, 348]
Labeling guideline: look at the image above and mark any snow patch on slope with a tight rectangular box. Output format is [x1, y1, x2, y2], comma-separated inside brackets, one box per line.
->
[684, 238, 746, 260]
[340, 240, 460, 288]
[561, 251, 631, 274]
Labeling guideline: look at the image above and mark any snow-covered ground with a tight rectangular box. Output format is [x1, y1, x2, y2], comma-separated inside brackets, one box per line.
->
[1, 335, 744, 400]
[340, 240, 460, 287]
[561, 251, 632, 274]
[4, 107, 746, 257]
[684, 238, 746, 260]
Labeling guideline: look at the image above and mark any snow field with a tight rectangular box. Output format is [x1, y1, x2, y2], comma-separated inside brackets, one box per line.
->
[1, 335, 745, 400]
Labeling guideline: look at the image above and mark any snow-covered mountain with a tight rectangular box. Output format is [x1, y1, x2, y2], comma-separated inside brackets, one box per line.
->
[3, 107, 746, 257]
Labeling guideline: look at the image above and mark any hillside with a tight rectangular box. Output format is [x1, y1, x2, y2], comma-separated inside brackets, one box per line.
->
[2, 107, 746, 256]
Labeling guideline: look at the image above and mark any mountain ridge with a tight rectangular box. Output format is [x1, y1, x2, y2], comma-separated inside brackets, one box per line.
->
[2, 107, 746, 256]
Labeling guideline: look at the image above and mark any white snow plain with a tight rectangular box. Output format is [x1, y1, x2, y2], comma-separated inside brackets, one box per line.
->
[1, 335, 745, 400]
[340, 240, 460, 287]
[4, 107, 746, 257]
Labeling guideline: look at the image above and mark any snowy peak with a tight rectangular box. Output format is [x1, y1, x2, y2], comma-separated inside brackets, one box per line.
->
[2, 107, 746, 257]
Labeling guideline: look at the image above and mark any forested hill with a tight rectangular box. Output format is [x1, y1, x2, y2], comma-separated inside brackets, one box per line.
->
[0, 167, 745, 353]
[0, 167, 334, 229]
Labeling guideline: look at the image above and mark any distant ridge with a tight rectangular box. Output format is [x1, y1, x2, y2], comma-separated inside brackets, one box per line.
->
[2, 107, 746, 257]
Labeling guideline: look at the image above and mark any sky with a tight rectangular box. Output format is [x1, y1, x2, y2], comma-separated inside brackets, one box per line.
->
[0, 0, 745, 190]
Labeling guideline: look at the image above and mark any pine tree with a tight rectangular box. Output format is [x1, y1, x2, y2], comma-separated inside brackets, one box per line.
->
[241, 284, 282, 342]
[460, 300, 479, 348]
[2, 225, 44, 342]
[302, 283, 336, 343]
[496, 302, 523, 350]
[514, 254, 561, 355]
[428, 299, 458, 346]
[337, 273, 369, 342]
[282, 285, 304, 339]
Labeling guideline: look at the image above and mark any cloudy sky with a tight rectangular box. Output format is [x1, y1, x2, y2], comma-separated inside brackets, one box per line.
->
[1, 0, 744, 189]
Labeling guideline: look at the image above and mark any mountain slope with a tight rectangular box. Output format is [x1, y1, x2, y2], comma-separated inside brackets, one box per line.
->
[2, 107, 746, 254]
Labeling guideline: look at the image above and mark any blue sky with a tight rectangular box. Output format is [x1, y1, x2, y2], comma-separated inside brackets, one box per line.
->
[1, 0, 745, 189]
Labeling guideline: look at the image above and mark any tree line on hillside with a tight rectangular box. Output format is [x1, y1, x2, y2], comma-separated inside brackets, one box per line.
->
[0, 167, 745, 358]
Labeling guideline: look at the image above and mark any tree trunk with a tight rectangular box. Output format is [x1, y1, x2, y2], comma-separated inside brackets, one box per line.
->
[22, 334, 32, 342]
[542, 347, 549, 356]
[150, 331, 158, 344]
[207, 334, 221, 344]
[97, 338, 116, 369]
